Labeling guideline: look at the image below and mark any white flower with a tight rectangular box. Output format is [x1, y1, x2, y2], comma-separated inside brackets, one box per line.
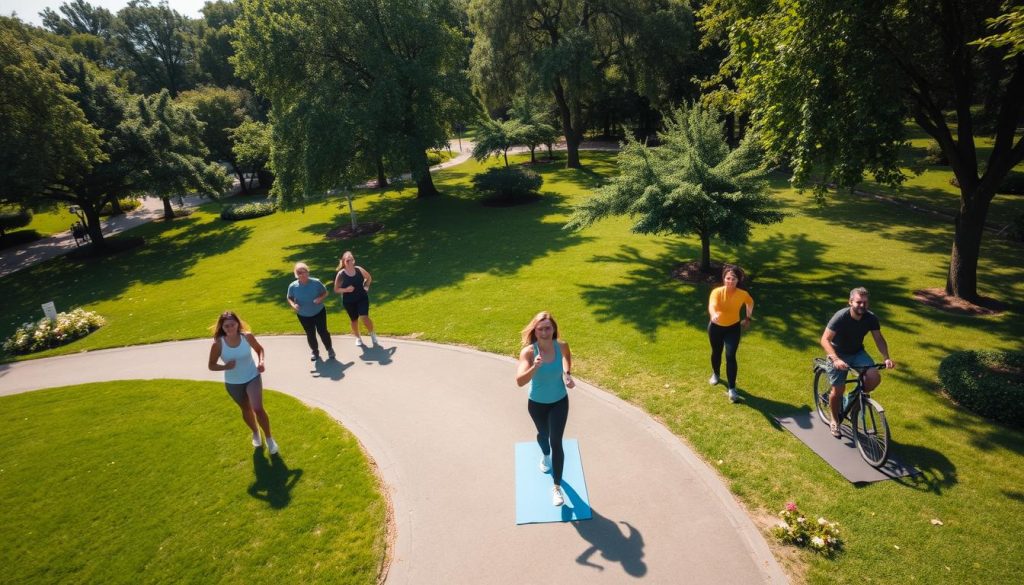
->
[811, 536, 825, 548]
[777, 521, 788, 529]
[818, 517, 827, 525]
[797, 516, 806, 524]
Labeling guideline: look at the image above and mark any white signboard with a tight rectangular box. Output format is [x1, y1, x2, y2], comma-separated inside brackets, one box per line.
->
[42, 302, 57, 321]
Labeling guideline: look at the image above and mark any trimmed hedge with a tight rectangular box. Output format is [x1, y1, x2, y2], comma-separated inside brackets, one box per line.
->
[938, 350, 1024, 428]
[0, 208, 32, 235]
[471, 166, 543, 206]
[220, 200, 277, 221]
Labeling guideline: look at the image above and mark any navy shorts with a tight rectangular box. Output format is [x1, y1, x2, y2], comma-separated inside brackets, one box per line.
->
[343, 297, 370, 320]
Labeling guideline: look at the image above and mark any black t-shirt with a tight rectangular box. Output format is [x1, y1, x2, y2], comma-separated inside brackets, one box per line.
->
[337, 268, 367, 304]
[826, 308, 880, 355]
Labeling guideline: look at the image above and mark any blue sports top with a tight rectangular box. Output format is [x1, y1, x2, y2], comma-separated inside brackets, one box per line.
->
[529, 341, 568, 404]
[220, 335, 259, 385]
[287, 278, 328, 317]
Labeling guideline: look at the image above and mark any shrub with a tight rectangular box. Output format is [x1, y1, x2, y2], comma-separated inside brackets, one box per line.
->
[923, 141, 948, 165]
[3, 308, 106, 354]
[471, 166, 543, 206]
[771, 501, 842, 555]
[0, 208, 32, 236]
[1006, 213, 1024, 242]
[997, 172, 1024, 195]
[938, 350, 1024, 428]
[220, 200, 277, 221]
[426, 149, 454, 166]
[99, 198, 142, 216]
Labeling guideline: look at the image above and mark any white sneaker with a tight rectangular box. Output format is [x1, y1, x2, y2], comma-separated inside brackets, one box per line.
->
[252, 432, 262, 448]
[727, 388, 740, 403]
[552, 486, 564, 506]
[355, 337, 365, 347]
[266, 437, 279, 455]
[539, 454, 552, 473]
[709, 373, 720, 385]
[370, 332, 379, 346]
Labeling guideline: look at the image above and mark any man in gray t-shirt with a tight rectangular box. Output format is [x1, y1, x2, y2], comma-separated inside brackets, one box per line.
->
[819, 287, 896, 436]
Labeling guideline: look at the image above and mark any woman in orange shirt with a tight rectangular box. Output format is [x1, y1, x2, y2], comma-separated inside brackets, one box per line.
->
[707, 265, 754, 402]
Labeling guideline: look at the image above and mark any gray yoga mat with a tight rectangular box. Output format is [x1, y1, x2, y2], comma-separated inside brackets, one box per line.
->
[774, 411, 920, 484]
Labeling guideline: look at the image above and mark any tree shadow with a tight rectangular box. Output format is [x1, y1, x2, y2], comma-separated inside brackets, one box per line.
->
[0, 215, 253, 329]
[243, 184, 591, 306]
[311, 358, 355, 381]
[560, 483, 646, 578]
[922, 410, 1024, 457]
[247, 449, 303, 509]
[577, 239, 912, 350]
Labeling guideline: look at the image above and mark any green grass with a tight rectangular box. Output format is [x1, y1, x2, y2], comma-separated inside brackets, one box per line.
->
[1, 152, 1022, 584]
[0, 380, 387, 585]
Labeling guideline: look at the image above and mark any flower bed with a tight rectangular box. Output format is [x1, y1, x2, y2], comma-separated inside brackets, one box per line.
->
[220, 200, 277, 221]
[771, 501, 842, 555]
[3, 308, 105, 354]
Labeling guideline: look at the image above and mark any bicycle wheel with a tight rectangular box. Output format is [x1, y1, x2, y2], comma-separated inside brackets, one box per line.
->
[853, 398, 890, 467]
[812, 367, 832, 425]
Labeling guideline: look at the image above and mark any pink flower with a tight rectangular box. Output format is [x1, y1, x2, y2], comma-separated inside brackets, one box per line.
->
[785, 502, 797, 512]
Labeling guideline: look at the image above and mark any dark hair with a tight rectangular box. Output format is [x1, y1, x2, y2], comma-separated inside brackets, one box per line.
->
[721, 264, 745, 285]
[521, 310, 559, 346]
[211, 311, 250, 339]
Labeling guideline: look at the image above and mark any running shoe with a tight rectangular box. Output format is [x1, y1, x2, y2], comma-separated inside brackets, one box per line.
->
[252, 432, 262, 448]
[266, 437, 279, 455]
[370, 332, 379, 346]
[539, 454, 552, 474]
[552, 486, 564, 506]
[709, 373, 720, 385]
[727, 388, 740, 403]
[355, 337, 365, 347]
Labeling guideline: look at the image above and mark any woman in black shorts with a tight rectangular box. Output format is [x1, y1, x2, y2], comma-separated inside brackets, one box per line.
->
[333, 250, 379, 347]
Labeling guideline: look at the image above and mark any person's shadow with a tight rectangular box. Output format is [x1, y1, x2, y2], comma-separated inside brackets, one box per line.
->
[359, 344, 397, 365]
[561, 483, 646, 577]
[312, 358, 354, 380]
[248, 449, 302, 509]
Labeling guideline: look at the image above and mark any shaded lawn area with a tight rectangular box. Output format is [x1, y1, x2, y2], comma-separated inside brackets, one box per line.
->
[0, 380, 386, 585]
[0, 152, 1022, 584]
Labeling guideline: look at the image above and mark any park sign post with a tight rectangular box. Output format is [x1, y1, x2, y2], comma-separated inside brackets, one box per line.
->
[42, 302, 57, 321]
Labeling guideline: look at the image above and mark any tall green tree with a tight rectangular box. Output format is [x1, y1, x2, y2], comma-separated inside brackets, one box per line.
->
[469, 0, 694, 169]
[40, 0, 115, 37]
[472, 118, 525, 167]
[229, 118, 272, 189]
[0, 17, 103, 219]
[565, 104, 784, 272]
[233, 0, 478, 202]
[196, 0, 244, 88]
[176, 85, 256, 192]
[510, 95, 560, 163]
[114, 0, 197, 96]
[700, 0, 1024, 302]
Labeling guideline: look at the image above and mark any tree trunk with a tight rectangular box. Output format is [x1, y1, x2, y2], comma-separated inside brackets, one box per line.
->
[700, 232, 712, 273]
[564, 132, 581, 168]
[232, 163, 249, 195]
[82, 203, 106, 250]
[161, 196, 175, 220]
[503, 149, 509, 167]
[108, 196, 124, 216]
[376, 157, 388, 188]
[529, 146, 536, 164]
[552, 81, 582, 169]
[945, 189, 992, 302]
[411, 150, 439, 197]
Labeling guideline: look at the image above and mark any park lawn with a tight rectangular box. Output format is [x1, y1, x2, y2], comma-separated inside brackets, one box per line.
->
[0, 151, 1022, 584]
[0, 380, 387, 585]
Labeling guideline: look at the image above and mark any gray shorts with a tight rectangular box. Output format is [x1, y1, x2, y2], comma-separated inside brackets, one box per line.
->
[826, 350, 875, 387]
[224, 374, 263, 407]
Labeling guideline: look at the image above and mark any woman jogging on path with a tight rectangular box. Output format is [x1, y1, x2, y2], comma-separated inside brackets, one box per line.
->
[286, 262, 335, 361]
[334, 250, 378, 347]
[707, 264, 755, 403]
[208, 311, 278, 454]
[516, 311, 575, 507]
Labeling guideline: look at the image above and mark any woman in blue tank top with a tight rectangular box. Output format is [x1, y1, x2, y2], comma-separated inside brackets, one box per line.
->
[515, 311, 575, 507]
[207, 311, 278, 455]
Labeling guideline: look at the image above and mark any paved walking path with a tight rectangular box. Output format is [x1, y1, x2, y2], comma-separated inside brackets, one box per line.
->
[0, 337, 786, 584]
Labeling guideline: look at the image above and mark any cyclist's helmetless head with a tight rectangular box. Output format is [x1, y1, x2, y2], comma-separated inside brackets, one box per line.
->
[849, 287, 870, 316]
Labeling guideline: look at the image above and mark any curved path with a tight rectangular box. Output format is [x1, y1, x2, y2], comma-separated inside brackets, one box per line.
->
[0, 337, 787, 584]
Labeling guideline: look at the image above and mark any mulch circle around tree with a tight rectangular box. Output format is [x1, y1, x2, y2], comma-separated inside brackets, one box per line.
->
[913, 288, 1006, 316]
[671, 260, 756, 287]
[326, 222, 384, 240]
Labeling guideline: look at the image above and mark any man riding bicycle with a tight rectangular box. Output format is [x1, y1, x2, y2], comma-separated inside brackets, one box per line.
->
[819, 287, 896, 437]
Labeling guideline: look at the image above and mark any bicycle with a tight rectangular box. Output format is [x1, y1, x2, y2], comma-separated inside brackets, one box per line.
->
[812, 358, 891, 467]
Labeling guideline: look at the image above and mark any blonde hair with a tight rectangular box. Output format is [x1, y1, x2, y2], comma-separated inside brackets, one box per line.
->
[336, 250, 355, 271]
[520, 311, 559, 347]
[293, 262, 310, 277]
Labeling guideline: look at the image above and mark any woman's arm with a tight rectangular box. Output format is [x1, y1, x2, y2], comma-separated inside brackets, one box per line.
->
[708, 290, 720, 323]
[314, 281, 329, 304]
[743, 295, 754, 326]
[247, 333, 266, 372]
[286, 285, 300, 311]
[358, 266, 372, 291]
[334, 271, 351, 293]
[516, 346, 540, 387]
[208, 340, 234, 371]
[560, 340, 576, 389]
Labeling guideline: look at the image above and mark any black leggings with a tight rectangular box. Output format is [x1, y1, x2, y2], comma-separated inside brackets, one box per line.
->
[297, 308, 333, 354]
[528, 396, 569, 485]
[708, 322, 742, 389]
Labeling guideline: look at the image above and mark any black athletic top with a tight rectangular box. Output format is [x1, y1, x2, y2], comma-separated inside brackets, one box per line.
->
[826, 308, 880, 355]
[338, 268, 367, 304]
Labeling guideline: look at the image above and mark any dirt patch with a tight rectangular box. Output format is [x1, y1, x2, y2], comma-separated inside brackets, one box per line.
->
[326, 222, 384, 240]
[670, 260, 756, 287]
[912, 288, 1006, 316]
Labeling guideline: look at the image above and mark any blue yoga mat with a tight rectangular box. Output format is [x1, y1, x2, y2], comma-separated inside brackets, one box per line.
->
[515, 439, 592, 524]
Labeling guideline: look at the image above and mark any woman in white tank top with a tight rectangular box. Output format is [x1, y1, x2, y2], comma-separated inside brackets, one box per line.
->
[208, 311, 278, 454]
